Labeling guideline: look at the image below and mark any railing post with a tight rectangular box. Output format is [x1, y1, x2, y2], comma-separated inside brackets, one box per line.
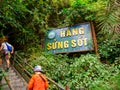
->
[0, 58, 2, 66]
[65, 85, 69, 90]
[23, 58, 27, 71]
[13, 51, 17, 66]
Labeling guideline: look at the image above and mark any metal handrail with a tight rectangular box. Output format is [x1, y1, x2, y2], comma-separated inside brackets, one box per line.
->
[12, 51, 65, 90]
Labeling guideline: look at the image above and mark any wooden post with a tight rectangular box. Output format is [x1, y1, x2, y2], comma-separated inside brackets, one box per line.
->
[23, 58, 27, 71]
[65, 85, 69, 90]
[90, 21, 99, 55]
[13, 51, 17, 66]
[0, 58, 2, 66]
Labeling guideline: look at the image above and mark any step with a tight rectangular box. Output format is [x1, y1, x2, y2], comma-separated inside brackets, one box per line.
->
[1, 77, 10, 90]
[1, 66, 28, 90]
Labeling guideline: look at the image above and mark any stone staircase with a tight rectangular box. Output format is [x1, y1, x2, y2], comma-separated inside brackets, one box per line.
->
[1, 66, 27, 90]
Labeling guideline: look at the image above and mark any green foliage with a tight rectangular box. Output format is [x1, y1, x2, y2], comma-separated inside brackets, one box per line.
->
[0, 69, 7, 81]
[114, 57, 120, 70]
[0, 0, 39, 51]
[60, 0, 106, 25]
[27, 52, 70, 89]
[0, 0, 119, 57]
[27, 52, 120, 89]
[96, 0, 120, 35]
[109, 73, 120, 90]
[0, 0, 120, 89]
[0, 69, 7, 90]
[98, 35, 120, 63]
[0, 1, 119, 89]
[96, 0, 120, 63]
[0, 0, 72, 52]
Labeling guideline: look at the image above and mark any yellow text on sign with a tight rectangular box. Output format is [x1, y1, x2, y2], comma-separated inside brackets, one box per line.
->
[47, 38, 87, 50]
[60, 27, 85, 37]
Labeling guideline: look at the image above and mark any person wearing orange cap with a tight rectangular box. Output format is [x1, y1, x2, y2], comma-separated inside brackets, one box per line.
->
[28, 65, 49, 90]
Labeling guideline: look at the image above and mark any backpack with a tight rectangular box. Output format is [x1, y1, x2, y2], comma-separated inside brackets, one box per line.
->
[5, 42, 12, 52]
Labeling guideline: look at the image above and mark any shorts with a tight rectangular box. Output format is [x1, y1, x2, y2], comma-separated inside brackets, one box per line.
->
[5, 52, 11, 60]
[0, 51, 11, 60]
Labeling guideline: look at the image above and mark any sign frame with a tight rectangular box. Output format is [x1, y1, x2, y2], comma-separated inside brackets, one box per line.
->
[44, 22, 98, 54]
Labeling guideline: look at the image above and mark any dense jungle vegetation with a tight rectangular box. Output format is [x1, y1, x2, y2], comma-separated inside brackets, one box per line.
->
[0, 0, 120, 89]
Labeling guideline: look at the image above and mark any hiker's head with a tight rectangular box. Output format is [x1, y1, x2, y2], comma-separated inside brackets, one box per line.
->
[3, 36, 8, 41]
[34, 65, 42, 72]
[0, 36, 8, 43]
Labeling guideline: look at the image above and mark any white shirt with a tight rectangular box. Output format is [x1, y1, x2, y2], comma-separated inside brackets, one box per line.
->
[2, 42, 12, 51]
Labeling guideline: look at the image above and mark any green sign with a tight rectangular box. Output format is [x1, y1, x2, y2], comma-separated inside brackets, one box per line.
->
[44, 22, 94, 54]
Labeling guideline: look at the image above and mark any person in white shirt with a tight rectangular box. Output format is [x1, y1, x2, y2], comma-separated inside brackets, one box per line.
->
[0, 37, 14, 71]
